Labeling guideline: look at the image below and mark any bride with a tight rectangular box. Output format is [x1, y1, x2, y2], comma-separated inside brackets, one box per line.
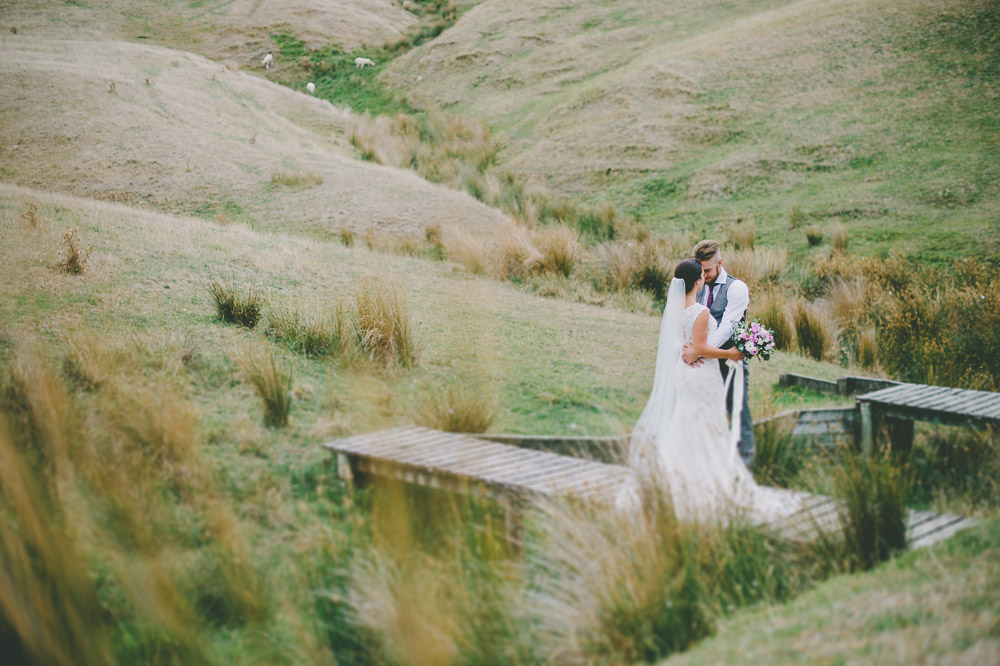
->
[622, 258, 799, 523]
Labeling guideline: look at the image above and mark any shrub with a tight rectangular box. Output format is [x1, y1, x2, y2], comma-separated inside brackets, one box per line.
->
[829, 222, 849, 254]
[208, 281, 263, 328]
[57, 228, 93, 275]
[805, 227, 823, 246]
[21, 202, 39, 228]
[235, 347, 292, 428]
[416, 384, 496, 434]
[353, 278, 416, 367]
[834, 452, 908, 570]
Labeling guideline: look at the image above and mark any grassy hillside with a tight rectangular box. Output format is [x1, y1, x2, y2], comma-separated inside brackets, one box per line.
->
[383, 0, 1000, 264]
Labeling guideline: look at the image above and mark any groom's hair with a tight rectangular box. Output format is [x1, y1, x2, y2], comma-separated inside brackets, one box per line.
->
[693, 239, 721, 263]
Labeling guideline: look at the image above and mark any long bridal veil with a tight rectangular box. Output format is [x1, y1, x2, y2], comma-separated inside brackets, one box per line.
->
[624, 277, 687, 491]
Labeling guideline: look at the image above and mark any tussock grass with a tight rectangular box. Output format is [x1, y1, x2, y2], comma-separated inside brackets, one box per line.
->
[270, 169, 323, 189]
[416, 383, 496, 434]
[266, 305, 347, 358]
[340, 227, 354, 247]
[208, 281, 263, 328]
[724, 246, 787, 291]
[794, 301, 839, 361]
[834, 452, 908, 570]
[753, 289, 794, 351]
[234, 346, 292, 428]
[806, 227, 824, 246]
[57, 227, 93, 275]
[728, 218, 755, 250]
[353, 277, 416, 367]
[533, 223, 583, 278]
[753, 420, 809, 487]
[829, 222, 849, 254]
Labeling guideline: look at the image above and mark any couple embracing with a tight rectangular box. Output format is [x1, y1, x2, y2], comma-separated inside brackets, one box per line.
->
[622, 240, 798, 523]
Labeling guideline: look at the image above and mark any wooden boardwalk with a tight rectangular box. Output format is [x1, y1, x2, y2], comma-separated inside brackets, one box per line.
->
[322, 426, 975, 550]
[857, 383, 1000, 453]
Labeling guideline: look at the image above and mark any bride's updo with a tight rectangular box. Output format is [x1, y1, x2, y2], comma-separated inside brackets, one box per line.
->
[674, 258, 703, 294]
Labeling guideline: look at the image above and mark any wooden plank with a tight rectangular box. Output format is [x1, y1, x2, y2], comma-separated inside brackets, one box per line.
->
[858, 383, 919, 402]
[953, 394, 1000, 418]
[911, 518, 976, 549]
[907, 513, 964, 542]
[934, 391, 994, 413]
[880, 385, 949, 407]
[912, 389, 972, 411]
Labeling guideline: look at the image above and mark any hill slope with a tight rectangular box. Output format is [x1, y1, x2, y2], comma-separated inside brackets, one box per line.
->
[0, 34, 508, 237]
[383, 0, 1000, 261]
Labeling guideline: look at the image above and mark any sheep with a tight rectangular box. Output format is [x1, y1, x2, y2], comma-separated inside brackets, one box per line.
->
[306, 82, 315, 94]
[354, 57, 375, 69]
[262, 51, 274, 70]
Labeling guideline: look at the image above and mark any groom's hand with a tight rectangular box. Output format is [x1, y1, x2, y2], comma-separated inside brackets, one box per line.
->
[682, 344, 703, 366]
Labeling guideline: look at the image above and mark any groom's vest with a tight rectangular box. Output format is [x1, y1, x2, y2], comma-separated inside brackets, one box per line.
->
[698, 274, 745, 350]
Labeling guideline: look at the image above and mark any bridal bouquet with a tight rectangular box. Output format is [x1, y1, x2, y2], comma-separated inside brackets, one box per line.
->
[732, 318, 776, 361]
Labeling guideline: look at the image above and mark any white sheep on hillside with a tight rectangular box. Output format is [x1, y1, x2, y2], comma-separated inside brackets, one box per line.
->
[354, 57, 375, 69]
[262, 51, 274, 69]
[306, 82, 315, 94]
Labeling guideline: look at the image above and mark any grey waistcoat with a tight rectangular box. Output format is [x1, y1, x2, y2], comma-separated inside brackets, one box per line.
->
[697, 275, 744, 350]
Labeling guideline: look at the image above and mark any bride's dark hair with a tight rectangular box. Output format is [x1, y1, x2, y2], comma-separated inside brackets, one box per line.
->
[674, 258, 703, 294]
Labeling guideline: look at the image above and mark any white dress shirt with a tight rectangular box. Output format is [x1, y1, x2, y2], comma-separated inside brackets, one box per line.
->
[705, 266, 750, 349]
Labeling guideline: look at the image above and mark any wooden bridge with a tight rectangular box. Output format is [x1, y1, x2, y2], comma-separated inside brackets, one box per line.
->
[322, 425, 974, 550]
[857, 382, 1000, 454]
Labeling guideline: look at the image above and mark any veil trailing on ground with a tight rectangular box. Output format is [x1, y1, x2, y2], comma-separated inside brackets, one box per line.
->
[626, 278, 686, 481]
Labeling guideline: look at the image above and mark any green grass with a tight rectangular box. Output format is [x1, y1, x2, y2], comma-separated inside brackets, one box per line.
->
[662, 517, 1000, 665]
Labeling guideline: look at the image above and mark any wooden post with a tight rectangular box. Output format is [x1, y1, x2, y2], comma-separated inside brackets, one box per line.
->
[859, 402, 874, 455]
[887, 417, 914, 458]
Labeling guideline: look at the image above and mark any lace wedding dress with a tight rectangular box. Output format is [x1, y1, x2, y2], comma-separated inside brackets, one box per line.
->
[621, 279, 800, 524]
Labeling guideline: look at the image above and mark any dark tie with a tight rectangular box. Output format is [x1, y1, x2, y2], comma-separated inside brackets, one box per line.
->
[706, 284, 714, 309]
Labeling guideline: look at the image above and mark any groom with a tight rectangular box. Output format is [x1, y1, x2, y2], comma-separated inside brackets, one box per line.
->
[682, 240, 755, 469]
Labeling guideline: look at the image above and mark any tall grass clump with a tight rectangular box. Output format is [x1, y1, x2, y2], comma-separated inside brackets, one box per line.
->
[353, 277, 416, 367]
[235, 347, 293, 427]
[829, 222, 849, 253]
[753, 419, 810, 487]
[266, 305, 347, 358]
[753, 290, 794, 350]
[805, 227, 823, 246]
[270, 169, 324, 189]
[793, 301, 838, 361]
[905, 426, 1000, 515]
[57, 227, 93, 275]
[833, 451, 908, 570]
[416, 383, 496, 434]
[724, 247, 787, 291]
[533, 223, 583, 278]
[208, 281, 264, 329]
[728, 218, 755, 249]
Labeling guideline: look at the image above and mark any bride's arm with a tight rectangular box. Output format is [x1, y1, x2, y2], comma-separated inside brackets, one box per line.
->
[691, 310, 743, 361]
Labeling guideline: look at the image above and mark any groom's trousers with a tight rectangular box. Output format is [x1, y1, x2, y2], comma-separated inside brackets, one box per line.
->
[720, 358, 754, 469]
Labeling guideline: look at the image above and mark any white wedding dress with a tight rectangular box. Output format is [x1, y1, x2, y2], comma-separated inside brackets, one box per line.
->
[621, 279, 800, 524]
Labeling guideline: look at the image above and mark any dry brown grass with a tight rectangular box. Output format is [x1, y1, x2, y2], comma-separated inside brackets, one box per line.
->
[270, 169, 324, 189]
[415, 383, 496, 434]
[724, 246, 787, 291]
[752, 289, 794, 351]
[234, 345, 293, 428]
[353, 277, 416, 367]
[533, 223, 583, 277]
[728, 218, 755, 250]
[793, 300, 841, 361]
[441, 225, 489, 274]
[829, 277, 869, 325]
[488, 223, 543, 280]
[21, 202, 39, 228]
[830, 222, 849, 254]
